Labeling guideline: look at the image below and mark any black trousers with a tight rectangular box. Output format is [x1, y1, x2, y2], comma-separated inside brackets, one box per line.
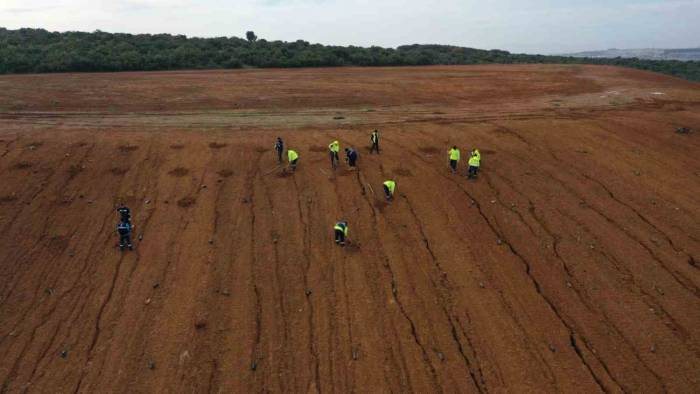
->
[468, 166, 479, 178]
[370, 141, 379, 154]
[290, 159, 298, 170]
[383, 185, 392, 199]
[450, 160, 457, 171]
[330, 151, 339, 165]
[119, 233, 132, 247]
[276, 149, 283, 162]
[348, 157, 357, 167]
[335, 230, 345, 244]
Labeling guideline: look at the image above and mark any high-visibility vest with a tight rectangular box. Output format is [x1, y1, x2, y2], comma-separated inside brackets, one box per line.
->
[449, 148, 460, 161]
[334, 222, 348, 236]
[329, 141, 340, 153]
[288, 150, 299, 161]
[468, 155, 480, 167]
[383, 180, 396, 194]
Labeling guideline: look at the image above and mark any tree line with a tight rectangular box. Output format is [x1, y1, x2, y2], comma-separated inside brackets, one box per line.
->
[1, 28, 699, 81]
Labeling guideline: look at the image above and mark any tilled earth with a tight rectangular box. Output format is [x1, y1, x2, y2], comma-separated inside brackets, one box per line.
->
[1, 65, 699, 393]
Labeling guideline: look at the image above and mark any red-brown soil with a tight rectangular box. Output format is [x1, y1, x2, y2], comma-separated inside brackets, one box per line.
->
[1, 65, 699, 393]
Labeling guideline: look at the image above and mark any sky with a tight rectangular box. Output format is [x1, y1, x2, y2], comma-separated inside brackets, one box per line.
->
[0, 0, 698, 54]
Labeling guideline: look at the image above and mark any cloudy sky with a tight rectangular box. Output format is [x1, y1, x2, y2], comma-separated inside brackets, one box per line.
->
[0, 0, 698, 54]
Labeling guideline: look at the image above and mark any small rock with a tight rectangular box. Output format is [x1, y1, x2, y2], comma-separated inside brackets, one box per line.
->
[201, 185, 207, 189]
[650, 345, 656, 353]
[305, 289, 312, 296]
[45, 288, 54, 295]
[490, 200, 496, 204]
[60, 350, 68, 358]
[148, 360, 156, 370]
[145, 199, 151, 204]
[496, 239, 503, 245]
[436, 351, 445, 361]
[138, 234, 143, 241]
[221, 289, 231, 296]
[251, 360, 257, 371]
[352, 348, 359, 360]
[548, 344, 556, 352]
[144, 298, 151, 305]
[479, 282, 485, 288]
[208, 239, 214, 244]
[194, 320, 207, 330]
[566, 282, 573, 288]
[153, 283, 159, 289]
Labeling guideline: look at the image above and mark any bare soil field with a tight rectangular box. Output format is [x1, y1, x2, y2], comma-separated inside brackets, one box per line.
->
[1, 65, 699, 393]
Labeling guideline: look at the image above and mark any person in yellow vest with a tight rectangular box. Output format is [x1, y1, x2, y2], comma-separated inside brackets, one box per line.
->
[447, 146, 460, 174]
[288, 149, 299, 172]
[467, 149, 480, 179]
[328, 140, 340, 169]
[383, 180, 396, 201]
[334, 221, 349, 246]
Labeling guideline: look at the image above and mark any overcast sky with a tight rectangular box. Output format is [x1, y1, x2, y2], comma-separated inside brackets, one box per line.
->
[1, 0, 698, 54]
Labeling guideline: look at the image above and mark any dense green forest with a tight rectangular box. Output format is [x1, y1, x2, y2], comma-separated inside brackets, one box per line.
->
[1, 28, 699, 81]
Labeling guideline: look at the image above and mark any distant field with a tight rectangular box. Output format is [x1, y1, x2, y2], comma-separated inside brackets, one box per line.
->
[1, 65, 699, 393]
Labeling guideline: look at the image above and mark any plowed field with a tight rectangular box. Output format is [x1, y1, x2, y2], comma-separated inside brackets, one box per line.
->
[1, 65, 699, 393]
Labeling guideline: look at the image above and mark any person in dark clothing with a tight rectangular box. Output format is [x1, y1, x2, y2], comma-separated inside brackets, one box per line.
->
[370, 130, 380, 154]
[117, 204, 131, 223]
[116, 221, 133, 250]
[345, 147, 358, 169]
[274, 137, 284, 163]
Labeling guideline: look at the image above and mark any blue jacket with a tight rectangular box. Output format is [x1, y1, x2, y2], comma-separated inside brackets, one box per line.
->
[117, 222, 132, 235]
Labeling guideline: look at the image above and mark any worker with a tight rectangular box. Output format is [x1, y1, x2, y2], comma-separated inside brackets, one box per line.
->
[117, 220, 134, 251]
[329, 140, 340, 169]
[370, 129, 380, 154]
[447, 146, 460, 174]
[274, 137, 284, 163]
[334, 221, 349, 246]
[345, 147, 358, 169]
[467, 149, 480, 179]
[288, 149, 299, 172]
[117, 203, 131, 223]
[383, 180, 396, 201]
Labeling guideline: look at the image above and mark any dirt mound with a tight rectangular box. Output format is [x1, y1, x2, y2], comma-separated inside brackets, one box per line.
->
[168, 167, 189, 177]
[209, 142, 227, 149]
[177, 196, 196, 207]
[217, 169, 234, 178]
[118, 144, 139, 153]
[1, 65, 699, 393]
[11, 161, 32, 170]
